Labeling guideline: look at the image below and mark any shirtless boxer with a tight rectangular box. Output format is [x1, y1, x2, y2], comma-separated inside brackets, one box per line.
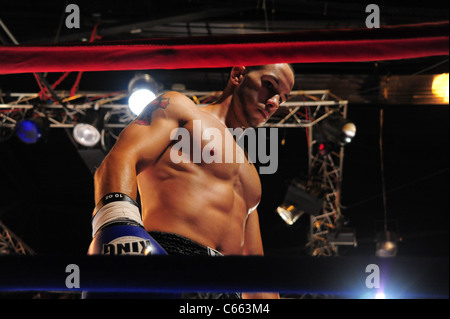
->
[89, 63, 295, 299]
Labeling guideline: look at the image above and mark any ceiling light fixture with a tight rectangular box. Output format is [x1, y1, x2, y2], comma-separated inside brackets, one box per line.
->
[128, 74, 160, 116]
[15, 117, 49, 144]
[73, 109, 104, 147]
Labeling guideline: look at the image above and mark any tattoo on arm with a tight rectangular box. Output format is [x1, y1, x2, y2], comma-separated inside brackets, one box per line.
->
[134, 97, 170, 126]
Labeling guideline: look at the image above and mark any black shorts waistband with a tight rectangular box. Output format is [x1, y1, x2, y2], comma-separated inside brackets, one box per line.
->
[148, 231, 241, 299]
[148, 231, 222, 256]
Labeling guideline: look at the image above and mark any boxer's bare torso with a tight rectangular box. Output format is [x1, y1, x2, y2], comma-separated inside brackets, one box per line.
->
[94, 64, 294, 256]
[135, 94, 262, 255]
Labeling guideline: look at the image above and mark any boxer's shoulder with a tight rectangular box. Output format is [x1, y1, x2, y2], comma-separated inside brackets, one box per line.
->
[133, 91, 196, 126]
[156, 91, 201, 123]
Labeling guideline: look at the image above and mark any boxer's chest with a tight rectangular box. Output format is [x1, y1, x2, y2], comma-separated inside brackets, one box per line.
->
[177, 118, 262, 208]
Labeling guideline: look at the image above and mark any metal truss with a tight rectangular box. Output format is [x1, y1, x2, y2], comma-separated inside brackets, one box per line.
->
[304, 103, 357, 256]
[0, 220, 35, 255]
[1, 89, 354, 255]
[1, 89, 346, 128]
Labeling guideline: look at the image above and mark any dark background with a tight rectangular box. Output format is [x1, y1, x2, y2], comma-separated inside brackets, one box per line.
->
[0, 1, 448, 264]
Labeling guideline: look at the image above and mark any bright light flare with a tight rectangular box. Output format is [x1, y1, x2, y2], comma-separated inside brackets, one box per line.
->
[128, 89, 156, 115]
[432, 73, 449, 103]
[375, 291, 386, 299]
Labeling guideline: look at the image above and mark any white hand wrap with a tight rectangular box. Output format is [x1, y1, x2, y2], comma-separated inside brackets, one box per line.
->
[92, 200, 143, 237]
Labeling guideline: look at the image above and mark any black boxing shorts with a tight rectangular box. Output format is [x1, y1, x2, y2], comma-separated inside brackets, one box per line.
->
[148, 231, 242, 299]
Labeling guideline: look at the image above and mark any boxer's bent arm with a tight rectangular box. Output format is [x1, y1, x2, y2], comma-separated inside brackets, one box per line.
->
[242, 210, 280, 299]
[94, 92, 186, 206]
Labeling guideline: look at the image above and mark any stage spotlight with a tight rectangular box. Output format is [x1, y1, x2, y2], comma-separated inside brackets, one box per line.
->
[341, 122, 357, 144]
[376, 231, 399, 258]
[15, 117, 49, 144]
[317, 112, 357, 148]
[73, 109, 104, 147]
[432, 73, 449, 103]
[276, 179, 323, 225]
[128, 74, 159, 115]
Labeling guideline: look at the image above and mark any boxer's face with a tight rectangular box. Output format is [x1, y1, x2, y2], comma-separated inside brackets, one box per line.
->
[235, 64, 294, 128]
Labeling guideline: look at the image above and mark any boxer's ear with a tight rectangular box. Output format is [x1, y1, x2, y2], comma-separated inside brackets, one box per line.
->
[230, 66, 246, 85]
